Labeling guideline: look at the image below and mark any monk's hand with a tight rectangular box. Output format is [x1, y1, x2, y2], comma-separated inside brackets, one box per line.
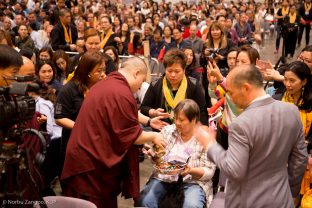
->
[150, 116, 170, 130]
[153, 132, 166, 149]
[194, 124, 216, 150]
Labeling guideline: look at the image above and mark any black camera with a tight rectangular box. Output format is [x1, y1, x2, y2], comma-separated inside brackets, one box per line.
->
[207, 48, 219, 60]
[0, 76, 38, 128]
[281, 15, 290, 38]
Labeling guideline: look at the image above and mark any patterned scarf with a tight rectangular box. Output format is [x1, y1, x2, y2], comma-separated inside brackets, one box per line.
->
[163, 76, 187, 118]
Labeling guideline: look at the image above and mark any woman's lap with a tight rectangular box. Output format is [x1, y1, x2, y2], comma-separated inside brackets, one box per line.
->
[136, 178, 206, 208]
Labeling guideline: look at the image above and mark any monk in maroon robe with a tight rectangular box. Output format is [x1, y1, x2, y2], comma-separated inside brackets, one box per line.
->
[61, 57, 165, 208]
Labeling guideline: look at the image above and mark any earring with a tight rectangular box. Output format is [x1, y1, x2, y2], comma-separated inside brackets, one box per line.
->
[88, 74, 91, 78]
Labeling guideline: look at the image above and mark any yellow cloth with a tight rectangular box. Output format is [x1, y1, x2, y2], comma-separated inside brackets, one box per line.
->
[163, 76, 187, 109]
[301, 170, 311, 195]
[282, 92, 312, 137]
[289, 12, 296, 24]
[305, 3, 311, 13]
[282, 7, 289, 16]
[100, 29, 113, 49]
[60, 21, 72, 44]
[302, 188, 312, 208]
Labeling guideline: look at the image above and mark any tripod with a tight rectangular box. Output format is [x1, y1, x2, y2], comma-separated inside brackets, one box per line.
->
[0, 129, 48, 208]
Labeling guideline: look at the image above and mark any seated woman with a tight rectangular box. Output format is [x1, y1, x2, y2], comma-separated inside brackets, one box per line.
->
[140, 48, 208, 125]
[136, 99, 216, 208]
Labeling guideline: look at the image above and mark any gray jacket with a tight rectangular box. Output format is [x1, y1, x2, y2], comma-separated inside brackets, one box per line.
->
[208, 96, 307, 208]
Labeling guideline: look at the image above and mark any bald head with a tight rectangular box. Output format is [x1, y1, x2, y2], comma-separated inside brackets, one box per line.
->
[19, 56, 35, 76]
[190, 25, 198, 38]
[228, 64, 263, 89]
[118, 57, 148, 93]
[119, 57, 148, 74]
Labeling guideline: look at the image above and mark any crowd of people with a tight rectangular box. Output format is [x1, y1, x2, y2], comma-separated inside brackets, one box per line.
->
[0, 0, 312, 207]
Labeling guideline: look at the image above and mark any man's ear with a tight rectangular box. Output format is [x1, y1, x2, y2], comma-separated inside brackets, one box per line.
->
[243, 82, 251, 92]
[133, 69, 140, 79]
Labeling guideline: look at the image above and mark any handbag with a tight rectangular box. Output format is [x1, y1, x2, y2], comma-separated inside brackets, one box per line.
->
[159, 175, 185, 208]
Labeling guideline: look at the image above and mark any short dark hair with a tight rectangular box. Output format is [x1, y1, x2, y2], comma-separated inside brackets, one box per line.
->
[0, 45, 23, 69]
[19, 48, 34, 60]
[59, 8, 70, 17]
[174, 99, 200, 122]
[101, 16, 112, 24]
[35, 60, 56, 84]
[153, 28, 163, 36]
[232, 64, 263, 88]
[163, 48, 187, 70]
[38, 46, 54, 61]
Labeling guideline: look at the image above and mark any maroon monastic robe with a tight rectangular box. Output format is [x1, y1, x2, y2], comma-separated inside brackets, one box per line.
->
[61, 72, 142, 208]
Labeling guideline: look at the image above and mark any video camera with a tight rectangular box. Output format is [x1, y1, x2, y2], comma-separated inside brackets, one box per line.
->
[0, 75, 38, 129]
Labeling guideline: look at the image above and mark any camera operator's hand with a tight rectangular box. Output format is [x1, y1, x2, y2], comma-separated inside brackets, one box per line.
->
[37, 114, 47, 125]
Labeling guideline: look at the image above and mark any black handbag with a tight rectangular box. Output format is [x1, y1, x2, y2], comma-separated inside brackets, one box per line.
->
[159, 175, 185, 208]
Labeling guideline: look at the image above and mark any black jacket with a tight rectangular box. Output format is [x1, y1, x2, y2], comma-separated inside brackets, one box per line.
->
[51, 22, 78, 51]
[140, 76, 208, 125]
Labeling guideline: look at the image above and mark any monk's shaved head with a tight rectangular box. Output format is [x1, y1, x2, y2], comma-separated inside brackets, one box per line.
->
[120, 57, 148, 74]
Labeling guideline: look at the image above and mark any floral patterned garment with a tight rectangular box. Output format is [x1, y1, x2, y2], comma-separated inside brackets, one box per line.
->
[151, 124, 216, 207]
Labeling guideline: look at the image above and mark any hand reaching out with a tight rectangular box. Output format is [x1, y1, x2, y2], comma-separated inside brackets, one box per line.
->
[194, 124, 216, 150]
[150, 116, 170, 130]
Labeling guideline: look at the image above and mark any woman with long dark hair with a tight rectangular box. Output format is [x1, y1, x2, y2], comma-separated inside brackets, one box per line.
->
[52, 49, 70, 84]
[273, 61, 312, 200]
[55, 52, 106, 188]
[183, 47, 200, 81]
[128, 32, 144, 55]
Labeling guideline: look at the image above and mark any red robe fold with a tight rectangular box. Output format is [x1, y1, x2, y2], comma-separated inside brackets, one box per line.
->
[61, 72, 142, 207]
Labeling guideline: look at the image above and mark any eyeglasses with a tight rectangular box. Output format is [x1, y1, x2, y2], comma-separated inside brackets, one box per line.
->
[298, 55, 312, 65]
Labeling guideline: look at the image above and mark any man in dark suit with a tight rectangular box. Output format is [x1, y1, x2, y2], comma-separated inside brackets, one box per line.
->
[51, 8, 77, 52]
[196, 64, 308, 208]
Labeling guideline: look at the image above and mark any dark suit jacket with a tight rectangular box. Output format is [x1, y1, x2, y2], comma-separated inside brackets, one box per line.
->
[51, 22, 78, 51]
[208, 96, 307, 208]
[140, 76, 208, 125]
